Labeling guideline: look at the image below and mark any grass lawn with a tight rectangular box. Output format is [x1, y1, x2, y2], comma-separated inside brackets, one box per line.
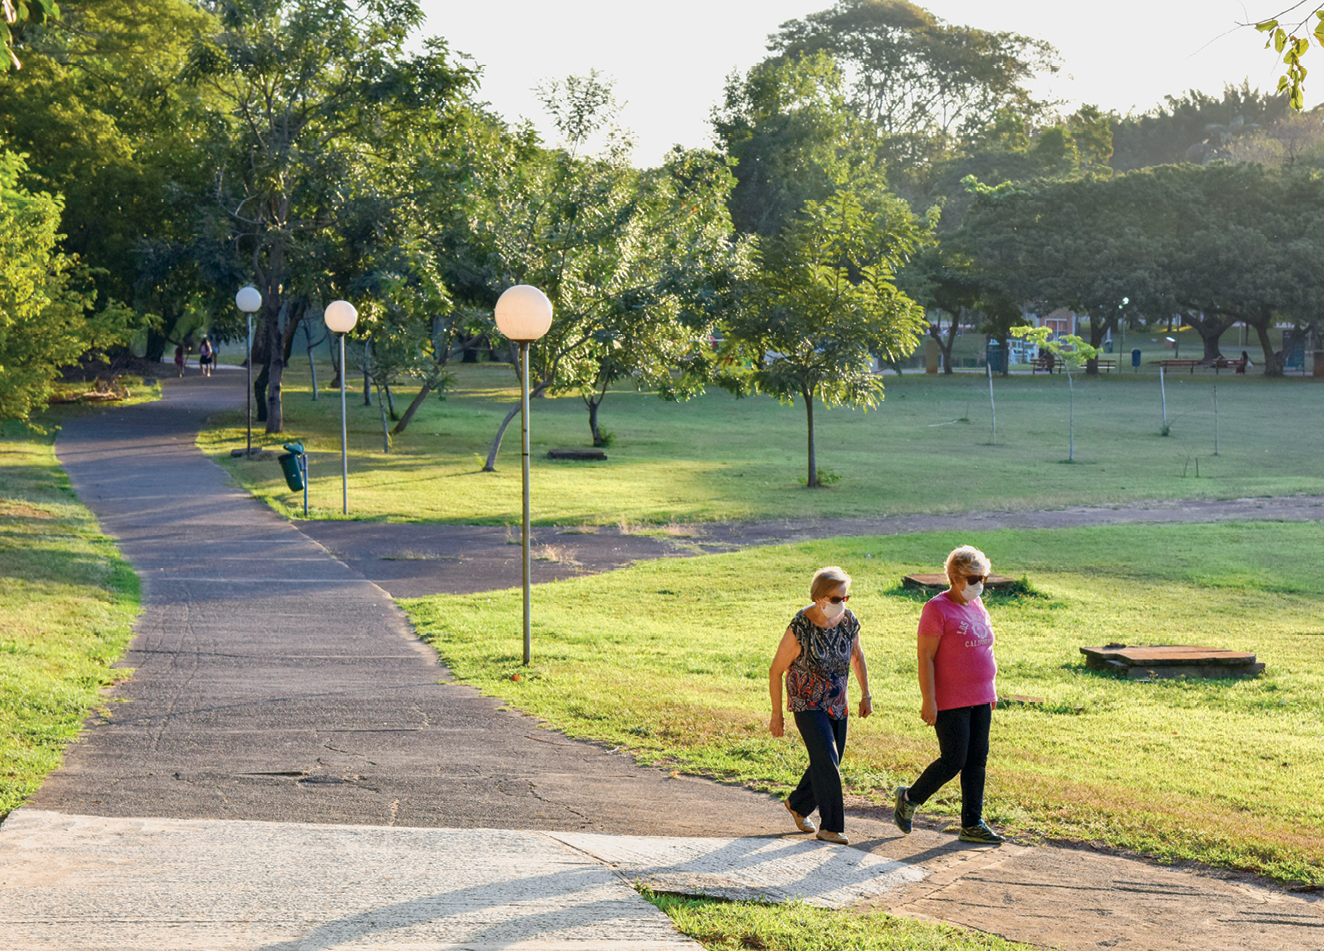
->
[199, 361, 1324, 526]
[0, 404, 146, 818]
[403, 521, 1324, 887]
[642, 890, 1037, 951]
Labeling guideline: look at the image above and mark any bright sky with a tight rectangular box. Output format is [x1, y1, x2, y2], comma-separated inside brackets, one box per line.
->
[419, 1, 1316, 166]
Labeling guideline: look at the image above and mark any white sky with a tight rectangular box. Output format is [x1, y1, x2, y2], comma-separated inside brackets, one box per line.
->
[419, 1, 1316, 166]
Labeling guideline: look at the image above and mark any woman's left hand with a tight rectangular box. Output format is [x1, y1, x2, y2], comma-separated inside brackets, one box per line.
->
[858, 696, 872, 719]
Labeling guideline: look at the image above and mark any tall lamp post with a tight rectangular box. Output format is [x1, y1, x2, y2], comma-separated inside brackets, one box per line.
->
[324, 300, 359, 515]
[494, 285, 553, 666]
[236, 286, 263, 456]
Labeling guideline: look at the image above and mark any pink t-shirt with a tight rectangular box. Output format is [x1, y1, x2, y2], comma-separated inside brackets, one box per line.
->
[918, 591, 997, 711]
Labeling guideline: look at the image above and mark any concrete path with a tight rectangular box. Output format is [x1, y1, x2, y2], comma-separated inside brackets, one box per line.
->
[3, 372, 1323, 951]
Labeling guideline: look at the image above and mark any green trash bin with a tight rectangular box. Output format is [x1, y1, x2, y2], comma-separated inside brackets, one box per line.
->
[278, 449, 304, 491]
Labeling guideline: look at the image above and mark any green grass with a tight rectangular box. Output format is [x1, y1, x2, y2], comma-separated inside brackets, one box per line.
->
[402, 521, 1324, 887]
[641, 890, 1036, 951]
[199, 360, 1324, 526]
[0, 417, 141, 819]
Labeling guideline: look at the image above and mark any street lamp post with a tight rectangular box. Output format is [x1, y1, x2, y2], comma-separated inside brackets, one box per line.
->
[236, 286, 263, 456]
[493, 285, 553, 666]
[324, 300, 359, 515]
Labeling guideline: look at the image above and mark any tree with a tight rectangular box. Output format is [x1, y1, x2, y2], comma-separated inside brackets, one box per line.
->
[1010, 327, 1098, 462]
[0, 152, 138, 419]
[469, 73, 748, 466]
[713, 51, 857, 239]
[1109, 84, 1289, 171]
[958, 172, 1164, 374]
[733, 186, 929, 487]
[186, 0, 472, 433]
[0, 0, 221, 361]
[768, 0, 1058, 170]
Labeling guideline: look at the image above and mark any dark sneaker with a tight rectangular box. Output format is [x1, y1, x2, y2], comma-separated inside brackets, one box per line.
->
[893, 786, 916, 834]
[958, 821, 1004, 844]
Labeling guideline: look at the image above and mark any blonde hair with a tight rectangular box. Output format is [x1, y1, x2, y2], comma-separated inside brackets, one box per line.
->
[944, 545, 991, 581]
[810, 566, 851, 601]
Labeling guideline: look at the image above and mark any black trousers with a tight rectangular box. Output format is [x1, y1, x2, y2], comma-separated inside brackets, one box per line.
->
[787, 709, 848, 833]
[908, 702, 991, 828]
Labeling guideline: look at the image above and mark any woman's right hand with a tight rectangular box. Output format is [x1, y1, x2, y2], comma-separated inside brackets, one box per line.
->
[920, 697, 938, 726]
[770, 710, 784, 738]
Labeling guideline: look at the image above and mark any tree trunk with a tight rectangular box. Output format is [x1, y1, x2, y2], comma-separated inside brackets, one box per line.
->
[930, 317, 957, 375]
[484, 401, 523, 472]
[804, 390, 817, 488]
[329, 333, 342, 390]
[306, 324, 320, 400]
[484, 378, 550, 471]
[393, 381, 434, 436]
[264, 303, 288, 434]
[587, 397, 603, 446]
[377, 384, 391, 453]
[254, 363, 270, 423]
[1252, 322, 1285, 377]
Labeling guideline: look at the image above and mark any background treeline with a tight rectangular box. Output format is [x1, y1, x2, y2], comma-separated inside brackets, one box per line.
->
[3, 0, 1321, 470]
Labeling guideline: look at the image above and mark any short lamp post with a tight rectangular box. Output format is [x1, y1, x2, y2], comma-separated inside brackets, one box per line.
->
[236, 286, 263, 455]
[493, 285, 553, 666]
[324, 300, 359, 515]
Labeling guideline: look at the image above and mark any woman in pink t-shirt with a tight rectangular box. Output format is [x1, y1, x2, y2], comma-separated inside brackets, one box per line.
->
[892, 545, 1003, 844]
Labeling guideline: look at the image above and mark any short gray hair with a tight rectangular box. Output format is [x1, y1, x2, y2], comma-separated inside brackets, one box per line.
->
[944, 545, 991, 580]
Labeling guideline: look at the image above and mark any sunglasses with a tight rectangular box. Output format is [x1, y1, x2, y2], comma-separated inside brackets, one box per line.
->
[965, 575, 987, 585]
[823, 595, 850, 604]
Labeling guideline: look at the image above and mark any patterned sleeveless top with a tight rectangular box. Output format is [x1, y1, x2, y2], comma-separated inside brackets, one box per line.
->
[785, 609, 858, 719]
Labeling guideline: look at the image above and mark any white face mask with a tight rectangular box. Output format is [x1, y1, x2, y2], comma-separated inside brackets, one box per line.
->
[821, 599, 846, 619]
[963, 582, 984, 601]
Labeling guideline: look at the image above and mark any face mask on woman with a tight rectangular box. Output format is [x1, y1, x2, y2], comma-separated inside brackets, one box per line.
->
[963, 582, 984, 601]
[820, 599, 846, 619]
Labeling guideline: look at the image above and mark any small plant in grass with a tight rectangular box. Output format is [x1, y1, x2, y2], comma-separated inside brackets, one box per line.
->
[1011, 327, 1100, 462]
[798, 466, 842, 487]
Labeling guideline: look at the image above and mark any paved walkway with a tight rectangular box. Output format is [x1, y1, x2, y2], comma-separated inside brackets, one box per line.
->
[2, 372, 1323, 950]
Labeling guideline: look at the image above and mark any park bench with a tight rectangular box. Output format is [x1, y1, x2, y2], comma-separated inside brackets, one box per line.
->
[1153, 358, 1202, 373]
[1031, 353, 1058, 374]
[1210, 357, 1247, 374]
[1091, 358, 1116, 373]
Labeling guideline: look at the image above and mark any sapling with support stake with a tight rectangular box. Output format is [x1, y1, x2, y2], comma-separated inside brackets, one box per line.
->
[986, 362, 996, 444]
[1011, 327, 1100, 462]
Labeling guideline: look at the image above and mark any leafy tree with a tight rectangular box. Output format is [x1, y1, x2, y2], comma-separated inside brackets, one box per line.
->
[469, 73, 748, 466]
[0, 152, 138, 419]
[185, 0, 472, 433]
[713, 51, 858, 239]
[768, 0, 1058, 169]
[733, 186, 929, 487]
[958, 172, 1165, 374]
[0, 0, 220, 360]
[1109, 84, 1289, 171]
[3, 0, 58, 69]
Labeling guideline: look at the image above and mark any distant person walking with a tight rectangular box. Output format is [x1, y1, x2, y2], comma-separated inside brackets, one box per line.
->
[769, 566, 872, 845]
[893, 545, 1003, 845]
[199, 338, 214, 378]
[173, 344, 186, 377]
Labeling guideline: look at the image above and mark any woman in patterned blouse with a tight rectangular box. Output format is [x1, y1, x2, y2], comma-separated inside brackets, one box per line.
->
[769, 566, 873, 844]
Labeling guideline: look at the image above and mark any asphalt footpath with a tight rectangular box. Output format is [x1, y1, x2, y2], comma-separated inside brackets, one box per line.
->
[1, 371, 1322, 950]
